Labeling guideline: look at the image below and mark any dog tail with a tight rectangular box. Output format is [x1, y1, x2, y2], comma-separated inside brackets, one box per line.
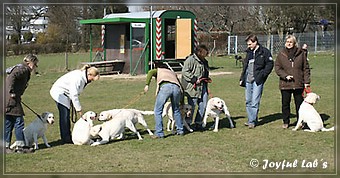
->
[321, 126, 334, 132]
[140, 111, 154, 115]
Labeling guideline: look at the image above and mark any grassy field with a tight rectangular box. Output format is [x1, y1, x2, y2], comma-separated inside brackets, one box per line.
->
[3, 52, 336, 175]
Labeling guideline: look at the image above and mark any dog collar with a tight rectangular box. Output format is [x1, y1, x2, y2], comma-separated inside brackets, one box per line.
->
[304, 101, 313, 105]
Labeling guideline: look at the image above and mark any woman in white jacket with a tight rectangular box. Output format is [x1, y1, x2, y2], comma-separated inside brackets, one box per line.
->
[50, 64, 100, 144]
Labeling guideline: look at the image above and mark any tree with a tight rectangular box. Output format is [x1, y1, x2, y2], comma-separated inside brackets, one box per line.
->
[47, 6, 81, 70]
[6, 5, 47, 44]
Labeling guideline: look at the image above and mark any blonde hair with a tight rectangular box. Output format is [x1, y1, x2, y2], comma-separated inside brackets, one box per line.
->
[285, 35, 298, 47]
[81, 64, 100, 81]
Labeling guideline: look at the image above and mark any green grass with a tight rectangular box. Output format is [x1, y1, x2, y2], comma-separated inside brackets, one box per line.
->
[3, 52, 336, 174]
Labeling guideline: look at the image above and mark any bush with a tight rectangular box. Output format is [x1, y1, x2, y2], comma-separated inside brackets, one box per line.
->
[6, 43, 68, 55]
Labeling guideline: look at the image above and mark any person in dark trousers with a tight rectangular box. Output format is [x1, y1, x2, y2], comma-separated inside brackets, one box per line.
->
[50, 64, 100, 144]
[275, 35, 311, 129]
[144, 65, 184, 138]
[239, 34, 274, 129]
[181, 44, 211, 131]
[5, 54, 39, 153]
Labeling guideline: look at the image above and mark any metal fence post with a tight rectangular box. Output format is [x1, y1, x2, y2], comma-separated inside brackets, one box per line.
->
[314, 31, 318, 53]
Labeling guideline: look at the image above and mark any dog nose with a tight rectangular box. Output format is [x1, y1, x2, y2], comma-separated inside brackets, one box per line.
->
[51, 120, 55, 124]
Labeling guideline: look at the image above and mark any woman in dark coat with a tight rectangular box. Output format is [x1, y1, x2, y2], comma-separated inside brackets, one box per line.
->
[5, 54, 39, 153]
[275, 35, 311, 129]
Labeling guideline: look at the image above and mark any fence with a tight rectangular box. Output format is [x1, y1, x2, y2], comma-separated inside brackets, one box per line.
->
[200, 31, 334, 56]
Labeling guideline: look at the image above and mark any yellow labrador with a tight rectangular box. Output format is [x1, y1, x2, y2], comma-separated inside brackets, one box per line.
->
[293, 92, 334, 132]
[71, 111, 97, 145]
[163, 102, 193, 133]
[10, 112, 55, 150]
[202, 97, 234, 132]
[91, 109, 154, 146]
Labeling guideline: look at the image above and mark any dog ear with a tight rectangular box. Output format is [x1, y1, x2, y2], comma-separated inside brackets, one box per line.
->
[304, 93, 317, 104]
[41, 112, 48, 118]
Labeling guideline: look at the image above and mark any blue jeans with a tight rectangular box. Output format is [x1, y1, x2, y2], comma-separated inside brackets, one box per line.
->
[56, 102, 72, 143]
[5, 115, 25, 147]
[245, 81, 264, 125]
[187, 84, 208, 125]
[154, 83, 183, 137]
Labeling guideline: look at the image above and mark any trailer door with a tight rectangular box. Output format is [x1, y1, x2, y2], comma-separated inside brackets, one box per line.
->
[176, 19, 192, 59]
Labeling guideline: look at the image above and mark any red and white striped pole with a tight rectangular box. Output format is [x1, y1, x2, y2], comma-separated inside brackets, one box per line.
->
[194, 18, 198, 50]
[101, 25, 105, 50]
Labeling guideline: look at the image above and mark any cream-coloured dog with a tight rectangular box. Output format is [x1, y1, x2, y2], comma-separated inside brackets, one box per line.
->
[10, 112, 55, 150]
[72, 111, 97, 145]
[202, 97, 234, 132]
[91, 109, 154, 146]
[163, 102, 193, 133]
[293, 92, 334, 132]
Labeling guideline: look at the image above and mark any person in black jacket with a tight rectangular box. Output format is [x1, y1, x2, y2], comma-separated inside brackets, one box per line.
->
[239, 35, 274, 128]
[5, 54, 39, 153]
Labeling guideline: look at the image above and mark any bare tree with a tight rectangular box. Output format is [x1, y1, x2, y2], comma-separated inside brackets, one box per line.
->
[47, 6, 81, 70]
[6, 5, 46, 44]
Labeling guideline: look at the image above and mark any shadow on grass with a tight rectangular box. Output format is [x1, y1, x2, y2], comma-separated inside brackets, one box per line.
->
[257, 113, 283, 126]
[205, 115, 245, 130]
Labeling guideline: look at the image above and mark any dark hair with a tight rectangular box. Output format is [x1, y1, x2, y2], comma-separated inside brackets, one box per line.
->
[23, 54, 39, 65]
[245, 34, 258, 43]
[195, 44, 209, 54]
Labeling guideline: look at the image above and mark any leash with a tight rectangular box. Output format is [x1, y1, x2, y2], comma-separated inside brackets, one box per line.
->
[193, 77, 212, 89]
[302, 86, 312, 98]
[70, 102, 77, 123]
[122, 91, 146, 109]
[21, 101, 43, 122]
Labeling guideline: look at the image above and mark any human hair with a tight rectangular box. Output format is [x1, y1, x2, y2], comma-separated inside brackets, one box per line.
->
[23, 54, 39, 66]
[195, 44, 209, 54]
[81, 64, 100, 80]
[245, 34, 258, 43]
[285, 35, 298, 47]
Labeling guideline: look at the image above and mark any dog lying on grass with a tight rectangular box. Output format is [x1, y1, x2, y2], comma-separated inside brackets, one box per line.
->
[90, 109, 154, 146]
[202, 97, 234, 132]
[293, 92, 334, 132]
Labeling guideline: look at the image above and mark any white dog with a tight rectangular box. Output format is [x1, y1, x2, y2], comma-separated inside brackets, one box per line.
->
[91, 109, 154, 146]
[202, 97, 234, 132]
[163, 102, 193, 133]
[10, 112, 55, 150]
[293, 92, 334, 132]
[72, 111, 97, 145]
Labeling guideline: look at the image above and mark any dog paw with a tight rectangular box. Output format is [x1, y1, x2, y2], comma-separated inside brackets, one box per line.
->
[46, 144, 51, 148]
[213, 129, 218, 132]
[91, 142, 100, 146]
[292, 128, 297, 131]
[202, 123, 206, 128]
[189, 129, 193, 132]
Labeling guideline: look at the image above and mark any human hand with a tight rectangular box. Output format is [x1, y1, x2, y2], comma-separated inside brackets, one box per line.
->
[302, 44, 308, 50]
[286, 75, 294, 81]
[78, 111, 83, 117]
[144, 85, 149, 93]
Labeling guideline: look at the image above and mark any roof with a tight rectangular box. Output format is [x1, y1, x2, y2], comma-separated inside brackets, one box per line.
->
[103, 10, 166, 19]
[80, 10, 195, 25]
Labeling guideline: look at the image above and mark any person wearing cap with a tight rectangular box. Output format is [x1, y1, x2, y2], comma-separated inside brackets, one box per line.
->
[144, 64, 184, 138]
[5, 54, 39, 153]
[50, 64, 100, 144]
